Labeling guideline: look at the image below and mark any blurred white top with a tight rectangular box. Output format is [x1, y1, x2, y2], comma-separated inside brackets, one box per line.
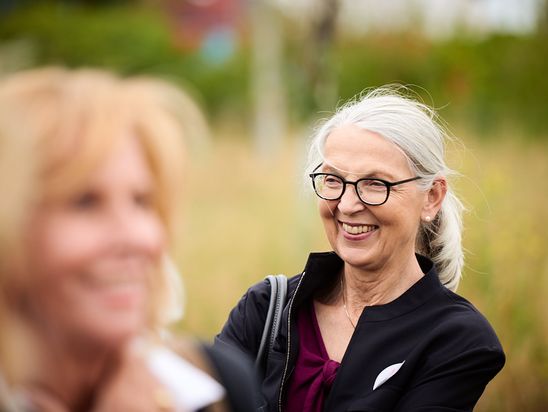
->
[146, 345, 226, 412]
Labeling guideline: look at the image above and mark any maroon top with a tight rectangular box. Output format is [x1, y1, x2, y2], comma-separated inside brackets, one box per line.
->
[284, 301, 341, 412]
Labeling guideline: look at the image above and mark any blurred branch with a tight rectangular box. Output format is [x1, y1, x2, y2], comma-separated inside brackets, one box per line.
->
[539, 0, 548, 35]
[303, 0, 339, 113]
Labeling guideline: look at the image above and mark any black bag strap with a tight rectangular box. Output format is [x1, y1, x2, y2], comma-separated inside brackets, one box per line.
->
[255, 274, 288, 369]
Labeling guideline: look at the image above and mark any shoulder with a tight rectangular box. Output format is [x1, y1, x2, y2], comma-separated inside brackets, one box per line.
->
[393, 290, 505, 401]
[441, 289, 501, 345]
[235, 273, 303, 328]
[420, 288, 505, 367]
[237, 273, 303, 312]
[214, 272, 303, 356]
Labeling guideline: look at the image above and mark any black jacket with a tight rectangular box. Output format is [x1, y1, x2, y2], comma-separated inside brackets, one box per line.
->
[203, 343, 263, 412]
[215, 252, 505, 412]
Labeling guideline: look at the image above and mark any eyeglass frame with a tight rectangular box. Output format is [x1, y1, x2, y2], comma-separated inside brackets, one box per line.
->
[309, 164, 422, 206]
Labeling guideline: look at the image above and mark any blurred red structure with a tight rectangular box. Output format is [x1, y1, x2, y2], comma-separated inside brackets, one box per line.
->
[166, 0, 245, 53]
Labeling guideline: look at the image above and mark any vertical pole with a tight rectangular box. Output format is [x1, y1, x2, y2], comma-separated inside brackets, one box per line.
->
[250, 0, 286, 158]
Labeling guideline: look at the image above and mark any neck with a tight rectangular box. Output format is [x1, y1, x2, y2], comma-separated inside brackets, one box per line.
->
[342, 254, 424, 319]
[23, 327, 119, 411]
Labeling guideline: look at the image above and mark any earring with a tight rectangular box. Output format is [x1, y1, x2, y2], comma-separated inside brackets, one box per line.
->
[424, 216, 431, 223]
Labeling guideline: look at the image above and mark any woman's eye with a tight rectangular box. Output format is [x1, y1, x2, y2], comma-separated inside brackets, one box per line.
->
[361, 180, 386, 191]
[370, 181, 385, 187]
[324, 176, 341, 186]
[134, 192, 154, 209]
[70, 191, 100, 210]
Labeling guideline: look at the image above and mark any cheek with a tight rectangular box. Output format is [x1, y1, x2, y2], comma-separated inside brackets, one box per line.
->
[318, 200, 338, 240]
[318, 200, 335, 223]
[137, 213, 167, 258]
[19, 220, 91, 322]
[381, 192, 424, 223]
[379, 204, 422, 243]
[28, 218, 101, 278]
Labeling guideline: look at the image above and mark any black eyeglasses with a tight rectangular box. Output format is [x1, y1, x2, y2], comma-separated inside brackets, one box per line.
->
[309, 165, 421, 206]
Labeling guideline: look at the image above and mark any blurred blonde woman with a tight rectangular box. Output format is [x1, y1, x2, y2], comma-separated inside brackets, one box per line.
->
[0, 67, 258, 412]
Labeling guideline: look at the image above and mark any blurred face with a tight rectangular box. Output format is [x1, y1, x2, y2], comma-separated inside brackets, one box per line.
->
[318, 125, 428, 273]
[20, 136, 165, 349]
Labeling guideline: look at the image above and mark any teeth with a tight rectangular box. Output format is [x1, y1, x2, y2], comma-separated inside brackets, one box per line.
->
[342, 223, 377, 234]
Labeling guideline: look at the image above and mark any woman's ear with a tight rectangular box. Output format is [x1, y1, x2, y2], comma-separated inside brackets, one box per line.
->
[422, 177, 447, 221]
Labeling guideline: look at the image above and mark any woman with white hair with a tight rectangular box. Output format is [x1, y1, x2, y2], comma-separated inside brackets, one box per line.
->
[0, 67, 259, 412]
[216, 87, 505, 411]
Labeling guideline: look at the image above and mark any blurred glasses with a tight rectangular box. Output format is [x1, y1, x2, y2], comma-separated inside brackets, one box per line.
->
[309, 165, 421, 206]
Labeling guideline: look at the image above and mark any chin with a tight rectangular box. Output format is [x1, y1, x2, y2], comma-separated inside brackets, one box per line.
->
[75, 310, 147, 350]
[90, 327, 143, 351]
[335, 246, 374, 268]
[80, 288, 149, 346]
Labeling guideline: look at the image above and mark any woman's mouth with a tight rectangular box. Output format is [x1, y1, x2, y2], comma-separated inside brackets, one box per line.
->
[341, 222, 378, 235]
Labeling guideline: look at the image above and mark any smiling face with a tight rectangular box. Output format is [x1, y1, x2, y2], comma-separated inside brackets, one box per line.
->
[319, 125, 430, 273]
[19, 136, 165, 349]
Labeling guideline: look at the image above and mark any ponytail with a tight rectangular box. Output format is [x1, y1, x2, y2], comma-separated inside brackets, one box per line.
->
[419, 188, 464, 291]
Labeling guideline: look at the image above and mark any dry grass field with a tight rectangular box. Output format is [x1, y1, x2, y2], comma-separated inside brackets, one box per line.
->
[176, 131, 547, 412]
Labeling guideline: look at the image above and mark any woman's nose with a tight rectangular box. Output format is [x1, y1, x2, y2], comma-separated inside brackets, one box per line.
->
[337, 184, 366, 215]
[107, 203, 165, 257]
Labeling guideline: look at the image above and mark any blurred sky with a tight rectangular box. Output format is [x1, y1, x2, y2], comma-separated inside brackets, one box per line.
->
[275, 0, 543, 38]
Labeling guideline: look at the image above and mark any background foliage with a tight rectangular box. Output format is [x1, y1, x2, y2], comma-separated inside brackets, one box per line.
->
[1, 1, 548, 136]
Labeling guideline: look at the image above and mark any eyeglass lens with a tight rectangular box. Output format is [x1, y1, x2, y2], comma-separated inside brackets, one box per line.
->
[313, 174, 388, 205]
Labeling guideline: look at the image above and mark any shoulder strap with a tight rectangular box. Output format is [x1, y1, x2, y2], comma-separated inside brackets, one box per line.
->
[255, 274, 288, 370]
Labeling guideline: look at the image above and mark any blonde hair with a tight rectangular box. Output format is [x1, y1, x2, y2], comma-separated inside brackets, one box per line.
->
[307, 86, 464, 291]
[0, 68, 207, 375]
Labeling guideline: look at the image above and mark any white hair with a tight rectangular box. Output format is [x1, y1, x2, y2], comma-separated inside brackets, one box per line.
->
[306, 86, 464, 291]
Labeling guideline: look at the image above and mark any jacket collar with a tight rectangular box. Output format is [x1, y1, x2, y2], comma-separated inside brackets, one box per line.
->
[293, 251, 443, 322]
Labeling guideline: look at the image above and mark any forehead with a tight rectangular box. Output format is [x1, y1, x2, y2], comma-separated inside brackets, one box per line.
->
[41, 131, 152, 203]
[322, 125, 412, 177]
[87, 135, 153, 185]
